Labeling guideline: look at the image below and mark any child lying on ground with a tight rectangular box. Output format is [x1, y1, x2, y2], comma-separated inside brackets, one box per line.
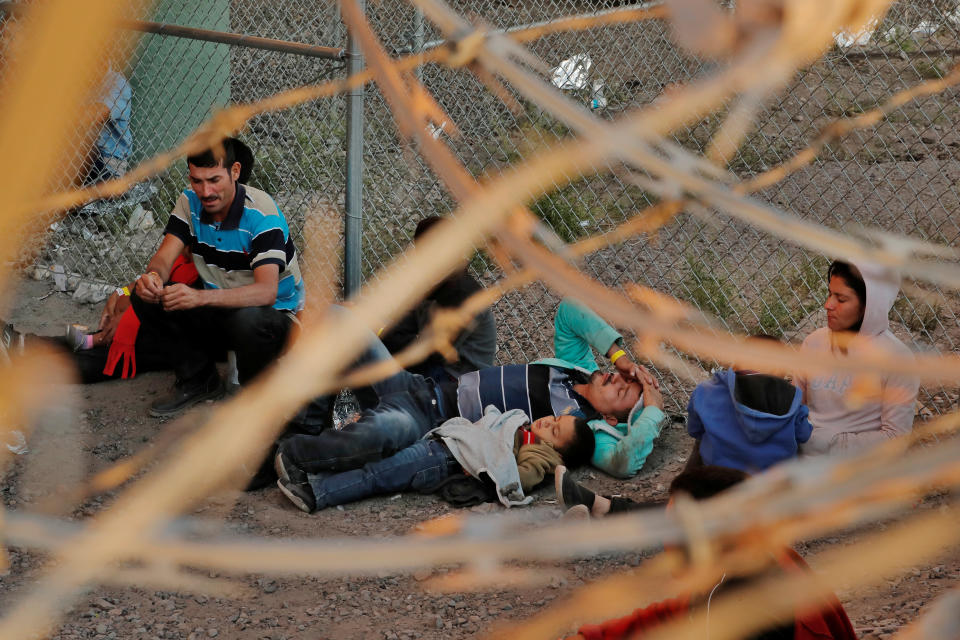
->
[276, 406, 596, 513]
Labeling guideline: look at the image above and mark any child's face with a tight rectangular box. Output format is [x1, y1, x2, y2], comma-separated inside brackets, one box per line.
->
[530, 415, 578, 449]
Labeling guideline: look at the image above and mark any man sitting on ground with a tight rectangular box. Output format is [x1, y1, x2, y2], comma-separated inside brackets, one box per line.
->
[131, 137, 304, 417]
[277, 298, 663, 480]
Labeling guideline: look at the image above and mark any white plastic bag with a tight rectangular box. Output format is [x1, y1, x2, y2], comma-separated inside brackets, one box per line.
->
[551, 54, 592, 91]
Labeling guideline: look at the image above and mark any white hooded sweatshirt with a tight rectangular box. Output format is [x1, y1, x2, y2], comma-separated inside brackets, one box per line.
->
[798, 261, 919, 456]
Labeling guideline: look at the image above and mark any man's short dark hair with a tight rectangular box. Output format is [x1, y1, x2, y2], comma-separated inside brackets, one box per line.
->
[186, 137, 254, 184]
[557, 417, 595, 469]
[668, 465, 748, 501]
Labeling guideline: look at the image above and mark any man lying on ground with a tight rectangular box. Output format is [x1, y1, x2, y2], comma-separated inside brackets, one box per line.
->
[276, 406, 594, 513]
[562, 465, 858, 640]
[277, 298, 664, 481]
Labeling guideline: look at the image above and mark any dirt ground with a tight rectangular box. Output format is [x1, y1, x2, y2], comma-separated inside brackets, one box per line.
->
[1, 276, 958, 640]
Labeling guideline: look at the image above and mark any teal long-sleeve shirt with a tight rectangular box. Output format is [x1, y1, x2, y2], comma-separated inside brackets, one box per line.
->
[534, 298, 665, 478]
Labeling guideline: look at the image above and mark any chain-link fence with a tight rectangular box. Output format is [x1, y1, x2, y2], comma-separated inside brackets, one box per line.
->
[4, 0, 959, 414]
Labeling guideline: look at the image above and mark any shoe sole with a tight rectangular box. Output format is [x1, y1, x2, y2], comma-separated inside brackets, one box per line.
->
[275, 451, 291, 483]
[148, 386, 225, 418]
[554, 465, 569, 509]
[277, 479, 313, 513]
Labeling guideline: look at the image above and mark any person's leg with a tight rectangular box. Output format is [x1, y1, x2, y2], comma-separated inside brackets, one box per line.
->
[305, 440, 457, 511]
[220, 306, 292, 384]
[555, 466, 648, 518]
[129, 294, 220, 384]
[280, 384, 437, 474]
[288, 320, 418, 432]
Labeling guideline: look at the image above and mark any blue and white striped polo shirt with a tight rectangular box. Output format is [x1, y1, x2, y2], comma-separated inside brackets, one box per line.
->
[456, 364, 594, 423]
[164, 184, 304, 312]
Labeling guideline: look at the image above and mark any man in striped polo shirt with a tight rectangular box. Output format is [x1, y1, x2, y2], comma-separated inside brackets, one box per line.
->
[277, 299, 666, 483]
[131, 138, 304, 418]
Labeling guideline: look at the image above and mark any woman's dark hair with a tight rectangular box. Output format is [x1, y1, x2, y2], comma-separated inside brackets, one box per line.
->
[827, 260, 866, 332]
[186, 137, 254, 184]
[557, 418, 596, 469]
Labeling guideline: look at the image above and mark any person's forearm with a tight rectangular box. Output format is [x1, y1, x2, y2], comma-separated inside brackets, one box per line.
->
[197, 282, 277, 309]
[142, 258, 173, 283]
[592, 407, 666, 478]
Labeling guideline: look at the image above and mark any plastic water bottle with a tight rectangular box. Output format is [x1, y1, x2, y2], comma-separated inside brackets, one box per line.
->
[590, 81, 607, 110]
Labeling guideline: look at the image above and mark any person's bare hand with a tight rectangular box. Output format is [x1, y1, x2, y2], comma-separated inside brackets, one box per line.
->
[160, 283, 203, 311]
[642, 379, 663, 409]
[95, 292, 131, 345]
[98, 292, 119, 331]
[614, 356, 659, 390]
[135, 271, 163, 303]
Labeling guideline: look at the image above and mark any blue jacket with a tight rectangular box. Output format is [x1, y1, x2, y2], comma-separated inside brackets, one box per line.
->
[535, 299, 665, 478]
[687, 369, 812, 472]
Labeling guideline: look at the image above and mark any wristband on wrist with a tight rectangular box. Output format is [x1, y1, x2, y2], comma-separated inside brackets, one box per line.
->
[116, 286, 130, 297]
[610, 349, 627, 364]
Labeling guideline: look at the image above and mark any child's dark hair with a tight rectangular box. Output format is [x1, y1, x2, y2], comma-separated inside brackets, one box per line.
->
[186, 137, 254, 184]
[668, 465, 748, 501]
[557, 418, 595, 469]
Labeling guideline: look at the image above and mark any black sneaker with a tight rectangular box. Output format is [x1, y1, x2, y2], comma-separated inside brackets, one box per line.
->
[149, 370, 223, 418]
[277, 478, 316, 513]
[274, 448, 308, 485]
[554, 465, 597, 511]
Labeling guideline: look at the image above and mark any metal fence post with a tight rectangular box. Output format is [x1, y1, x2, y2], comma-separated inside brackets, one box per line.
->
[344, 0, 365, 299]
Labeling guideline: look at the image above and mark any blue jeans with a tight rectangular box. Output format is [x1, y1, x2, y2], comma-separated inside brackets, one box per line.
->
[282, 330, 446, 473]
[307, 439, 460, 510]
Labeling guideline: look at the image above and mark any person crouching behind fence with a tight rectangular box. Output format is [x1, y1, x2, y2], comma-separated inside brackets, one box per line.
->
[562, 465, 858, 640]
[275, 406, 595, 513]
[683, 334, 812, 474]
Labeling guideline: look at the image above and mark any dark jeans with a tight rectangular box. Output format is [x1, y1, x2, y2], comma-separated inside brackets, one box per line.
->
[307, 439, 460, 510]
[30, 333, 184, 384]
[130, 294, 291, 385]
[282, 334, 449, 473]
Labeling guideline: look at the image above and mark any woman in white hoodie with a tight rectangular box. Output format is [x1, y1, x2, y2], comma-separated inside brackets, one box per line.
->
[797, 260, 919, 455]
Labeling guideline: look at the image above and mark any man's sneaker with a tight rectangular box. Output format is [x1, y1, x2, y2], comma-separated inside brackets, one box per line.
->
[274, 449, 308, 485]
[0, 323, 24, 365]
[148, 370, 223, 418]
[554, 465, 597, 511]
[277, 478, 316, 513]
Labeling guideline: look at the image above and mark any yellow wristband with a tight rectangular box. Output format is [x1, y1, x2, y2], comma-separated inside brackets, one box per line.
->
[610, 349, 627, 364]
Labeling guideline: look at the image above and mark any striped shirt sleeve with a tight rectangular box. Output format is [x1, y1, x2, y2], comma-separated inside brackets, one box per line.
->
[163, 192, 193, 245]
[249, 218, 288, 271]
